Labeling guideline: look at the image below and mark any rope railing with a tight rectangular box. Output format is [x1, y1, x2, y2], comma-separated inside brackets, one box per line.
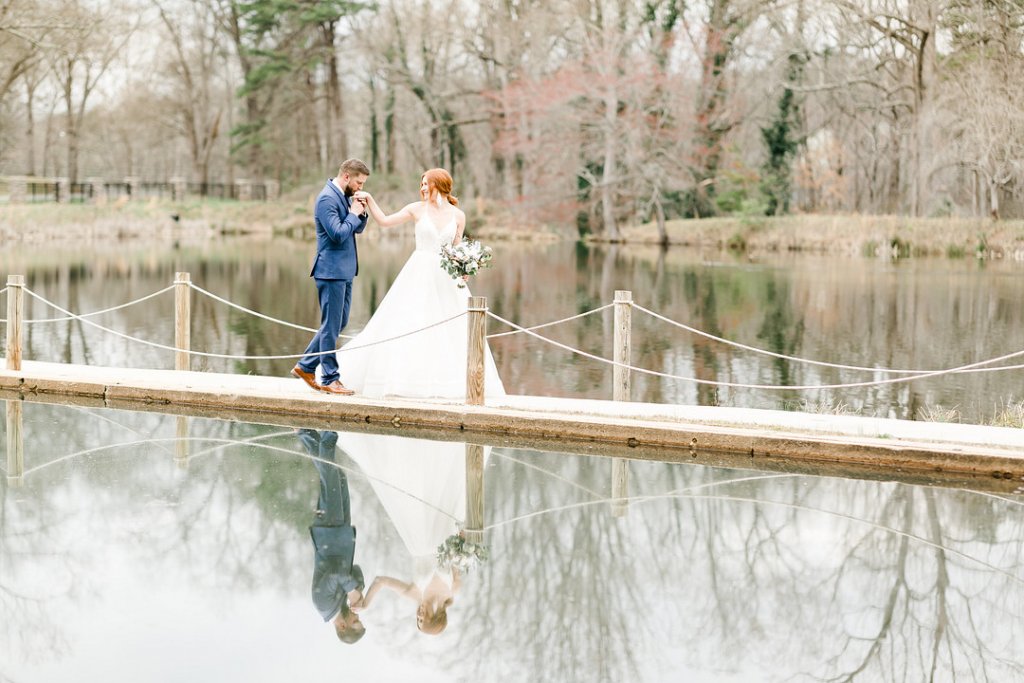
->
[185, 281, 357, 339]
[486, 303, 613, 339]
[6, 276, 1022, 395]
[634, 303, 934, 376]
[28, 284, 175, 324]
[631, 301, 1024, 379]
[21, 286, 464, 361]
[0, 284, 174, 324]
[485, 310, 1024, 391]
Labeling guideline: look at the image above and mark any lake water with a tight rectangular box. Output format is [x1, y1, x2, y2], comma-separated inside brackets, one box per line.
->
[2, 401, 1023, 682]
[2, 234, 1023, 424]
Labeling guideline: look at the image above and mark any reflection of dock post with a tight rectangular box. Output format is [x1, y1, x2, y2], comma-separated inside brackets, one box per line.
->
[611, 290, 632, 516]
[6, 275, 24, 370]
[611, 459, 629, 517]
[174, 272, 191, 371]
[464, 443, 485, 544]
[175, 416, 189, 469]
[6, 400, 24, 484]
[466, 296, 487, 406]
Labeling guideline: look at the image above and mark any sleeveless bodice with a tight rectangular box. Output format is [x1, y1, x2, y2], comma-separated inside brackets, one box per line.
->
[415, 212, 457, 252]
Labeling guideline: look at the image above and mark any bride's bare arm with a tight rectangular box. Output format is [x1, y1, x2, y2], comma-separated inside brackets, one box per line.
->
[356, 192, 417, 228]
[453, 208, 467, 245]
[362, 575, 418, 606]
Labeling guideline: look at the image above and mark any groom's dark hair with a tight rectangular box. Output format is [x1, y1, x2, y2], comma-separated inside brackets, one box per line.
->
[339, 159, 371, 177]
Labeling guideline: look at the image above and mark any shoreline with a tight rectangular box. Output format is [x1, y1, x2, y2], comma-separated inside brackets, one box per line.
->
[3, 200, 1024, 259]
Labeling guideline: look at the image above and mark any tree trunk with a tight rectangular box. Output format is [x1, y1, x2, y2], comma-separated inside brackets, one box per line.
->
[24, 83, 35, 176]
[989, 179, 1000, 220]
[384, 84, 395, 174]
[601, 86, 620, 240]
[691, 1, 739, 216]
[322, 20, 346, 163]
[653, 191, 667, 246]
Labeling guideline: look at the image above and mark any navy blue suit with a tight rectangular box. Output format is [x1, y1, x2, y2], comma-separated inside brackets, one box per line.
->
[297, 180, 368, 385]
[297, 428, 364, 622]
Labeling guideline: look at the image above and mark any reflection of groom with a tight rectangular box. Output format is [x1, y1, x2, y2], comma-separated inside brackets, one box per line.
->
[297, 428, 365, 644]
[291, 158, 371, 396]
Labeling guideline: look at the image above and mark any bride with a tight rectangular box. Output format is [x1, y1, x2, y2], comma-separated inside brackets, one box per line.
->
[338, 168, 504, 400]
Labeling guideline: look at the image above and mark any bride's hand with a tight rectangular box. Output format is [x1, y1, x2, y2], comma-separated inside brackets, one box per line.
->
[353, 191, 372, 203]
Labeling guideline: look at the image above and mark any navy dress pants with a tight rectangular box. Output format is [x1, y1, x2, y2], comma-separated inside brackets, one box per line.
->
[298, 278, 352, 386]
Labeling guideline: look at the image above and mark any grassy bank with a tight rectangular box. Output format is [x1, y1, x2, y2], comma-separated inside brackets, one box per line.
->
[608, 214, 1024, 259]
[0, 189, 560, 243]
[5, 198, 1024, 258]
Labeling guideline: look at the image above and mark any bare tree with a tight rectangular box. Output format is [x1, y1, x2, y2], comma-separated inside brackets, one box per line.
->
[152, 0, 225, 189]
[44, 0, 135, 184]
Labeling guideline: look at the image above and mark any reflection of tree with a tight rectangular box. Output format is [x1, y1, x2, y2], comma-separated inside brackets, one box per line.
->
[427, 452, 1024, 682]
[4, 400, 1024, 680]
[449, 452, 652, 683]
[0, 470, 78, 667]
[813, 486, 1024, 682]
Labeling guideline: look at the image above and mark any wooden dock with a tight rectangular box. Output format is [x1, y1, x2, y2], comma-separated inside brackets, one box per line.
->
[3, 358, 1023, 489]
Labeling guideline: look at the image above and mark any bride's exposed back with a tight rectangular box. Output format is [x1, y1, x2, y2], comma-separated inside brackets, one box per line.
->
[336, 169, 505, 400]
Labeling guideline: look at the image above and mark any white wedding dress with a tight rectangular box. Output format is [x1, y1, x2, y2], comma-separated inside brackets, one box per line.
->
[337, 211, 505, 400]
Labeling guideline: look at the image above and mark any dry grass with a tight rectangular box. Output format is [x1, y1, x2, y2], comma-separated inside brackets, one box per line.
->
[0, 189, 564, 243]
[791, 398, 855, 416]
[917, 404, 962, 423]
[989, 400, 1024, 428]
[613, 214, 1024, 259]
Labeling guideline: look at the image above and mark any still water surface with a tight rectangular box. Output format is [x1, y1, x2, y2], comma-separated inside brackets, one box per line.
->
[2, 401, 1023, 682]
[2, 234, 1023, 423]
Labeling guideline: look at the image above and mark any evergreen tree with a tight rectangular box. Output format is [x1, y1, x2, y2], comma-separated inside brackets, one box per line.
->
[760, 52, 805, 215]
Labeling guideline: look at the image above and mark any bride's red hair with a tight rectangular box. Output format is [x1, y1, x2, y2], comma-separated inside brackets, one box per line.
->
[422, 168, 459, 206]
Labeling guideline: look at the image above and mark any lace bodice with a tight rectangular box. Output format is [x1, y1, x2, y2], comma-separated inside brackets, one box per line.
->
[415, 211, 457, 252]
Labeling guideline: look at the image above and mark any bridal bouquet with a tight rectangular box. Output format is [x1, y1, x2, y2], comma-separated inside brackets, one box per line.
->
[436, 532, 490, 573]
[440, 240, 493, 288]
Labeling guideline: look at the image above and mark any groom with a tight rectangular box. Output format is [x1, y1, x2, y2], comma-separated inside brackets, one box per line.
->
[292, 159, 371, 395]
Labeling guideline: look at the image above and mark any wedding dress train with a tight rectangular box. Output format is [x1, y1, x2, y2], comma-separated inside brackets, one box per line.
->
[336, 213, 505, 400]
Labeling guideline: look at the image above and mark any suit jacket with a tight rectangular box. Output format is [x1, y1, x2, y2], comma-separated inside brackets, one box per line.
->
[310, 179, 368, 280]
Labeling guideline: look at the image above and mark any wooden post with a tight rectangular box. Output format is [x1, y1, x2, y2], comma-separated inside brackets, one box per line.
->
[464, 443, 485, 545]
[175, 272, 191, 371]
[611, 290, 632, 516]
[466, 296, 487, 406]
[613, 290, 632, 402]
[6, 275, 24, 371]
[6, 399, 24, 484]
[611, 458, 629, 517]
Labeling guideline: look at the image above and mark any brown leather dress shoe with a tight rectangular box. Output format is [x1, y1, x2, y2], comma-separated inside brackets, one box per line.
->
[291, 365, 320, 391]
[320, 380, 355, 396]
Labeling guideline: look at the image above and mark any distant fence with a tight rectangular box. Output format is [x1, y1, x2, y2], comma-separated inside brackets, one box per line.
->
[0, 176, 279, 204]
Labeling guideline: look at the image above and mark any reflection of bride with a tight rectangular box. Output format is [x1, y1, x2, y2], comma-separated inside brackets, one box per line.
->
[339, 431, 485, 635]
[337, 168, 504, 400]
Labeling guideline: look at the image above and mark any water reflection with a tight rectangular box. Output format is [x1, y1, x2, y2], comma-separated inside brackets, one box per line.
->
[339, 433, 487, 636]
[2, 401, 1024, 681]
[297, 429, 365, 643]
[3, 237, 1024, 422]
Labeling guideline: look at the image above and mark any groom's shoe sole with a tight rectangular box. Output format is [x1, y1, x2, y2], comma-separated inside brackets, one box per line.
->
[291, 366, 322, 392]
[320, 381, 355, 396]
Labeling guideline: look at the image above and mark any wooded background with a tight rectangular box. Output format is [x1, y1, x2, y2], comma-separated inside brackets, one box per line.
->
[1, 0, 1022, 234]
